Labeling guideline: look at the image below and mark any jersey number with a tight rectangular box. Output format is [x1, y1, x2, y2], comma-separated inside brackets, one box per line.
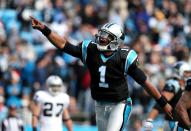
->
[98, 66, 109, 88]
[43, 102, 64, 117]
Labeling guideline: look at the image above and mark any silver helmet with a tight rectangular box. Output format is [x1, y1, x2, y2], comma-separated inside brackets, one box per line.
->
[96, 23, 125, 51]
[45, 75, 66, 96]
[173, 61, 191, 80]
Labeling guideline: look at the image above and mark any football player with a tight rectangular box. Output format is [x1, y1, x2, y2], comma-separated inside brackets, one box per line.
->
[32, 75, 73, 131]
[143, 61, 191, 131]
[30, 16, 172, 131]
[176, 77, 191, 131]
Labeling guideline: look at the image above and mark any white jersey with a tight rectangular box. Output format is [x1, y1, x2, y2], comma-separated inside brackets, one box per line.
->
[33, 90, 70, 131]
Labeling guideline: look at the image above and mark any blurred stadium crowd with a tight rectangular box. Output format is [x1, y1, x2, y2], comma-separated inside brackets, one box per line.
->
[0, 0, 191, 130]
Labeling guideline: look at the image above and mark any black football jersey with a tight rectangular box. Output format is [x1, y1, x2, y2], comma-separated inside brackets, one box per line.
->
[64, 40, 139, 102]
[163, 78, 182, 107]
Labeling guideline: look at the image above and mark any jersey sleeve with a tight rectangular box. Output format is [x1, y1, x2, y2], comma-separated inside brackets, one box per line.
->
[81, 40, 92, 64]
[163, 79, 180, 93]
[62, 41, 82, 59]
[124, 49, 138, 75]
[63, 40, 92, 63]
[33, 91, 42, 104]
[128, 63, 147, 85]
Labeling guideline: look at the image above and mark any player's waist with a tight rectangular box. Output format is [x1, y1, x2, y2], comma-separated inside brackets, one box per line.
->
[40, 119, 62, 125]
[91, 90, 129, 102]
[95, 97, 132, 106]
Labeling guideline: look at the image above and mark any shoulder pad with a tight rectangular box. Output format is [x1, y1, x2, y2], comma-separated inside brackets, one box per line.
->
[33, 90, 46, 103]
[124, 49, 138, 74]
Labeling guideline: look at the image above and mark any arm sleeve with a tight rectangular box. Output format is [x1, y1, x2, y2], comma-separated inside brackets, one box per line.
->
[128, 63, 147, 85]
[62, 42, 82, 59]
[33, 92, 41, 104]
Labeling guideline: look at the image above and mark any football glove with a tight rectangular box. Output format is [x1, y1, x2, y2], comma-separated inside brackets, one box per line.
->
[143, 119, 153, 131]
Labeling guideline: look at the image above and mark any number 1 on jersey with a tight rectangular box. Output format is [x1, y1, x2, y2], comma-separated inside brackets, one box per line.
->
[98, 66, 109, 88]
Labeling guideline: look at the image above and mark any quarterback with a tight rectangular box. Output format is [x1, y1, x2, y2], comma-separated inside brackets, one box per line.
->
[30, 16, 172, 131]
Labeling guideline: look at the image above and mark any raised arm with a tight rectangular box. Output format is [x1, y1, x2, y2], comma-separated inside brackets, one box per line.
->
[128, 64, 173, 119]
[30, 16, 67, 49]
[30, 16, 83, 58]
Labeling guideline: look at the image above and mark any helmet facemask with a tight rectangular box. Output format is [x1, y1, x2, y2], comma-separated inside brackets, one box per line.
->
[48, 84, 62, 96]
[46, 75, 65, 96]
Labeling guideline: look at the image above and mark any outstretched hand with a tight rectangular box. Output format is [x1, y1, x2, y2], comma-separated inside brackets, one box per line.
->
[30, 16, 45, 30]
[143, 119, 153, 131]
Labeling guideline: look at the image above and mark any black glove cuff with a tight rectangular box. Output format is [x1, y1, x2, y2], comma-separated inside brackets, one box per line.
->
[40, 25, 51, 36]
[156, 96, 167, 108]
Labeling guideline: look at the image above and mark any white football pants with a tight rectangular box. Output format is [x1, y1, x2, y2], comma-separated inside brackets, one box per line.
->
[95, 97, 132, 131]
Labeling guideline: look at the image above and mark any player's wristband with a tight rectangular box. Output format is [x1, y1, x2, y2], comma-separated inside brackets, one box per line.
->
[156, 96, 167, 108]
[33, 127, 37, 131]
[40, 25, 51, 36]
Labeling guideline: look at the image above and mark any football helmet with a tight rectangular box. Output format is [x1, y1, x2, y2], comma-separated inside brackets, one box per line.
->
[45, 75, 66, 96]
[95, 23, 125, 51]
[173, 61, 191, 80]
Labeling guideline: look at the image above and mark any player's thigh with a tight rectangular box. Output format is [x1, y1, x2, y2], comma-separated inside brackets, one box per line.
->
[95, 102, 109, 131]
[106, 98, 132, 131]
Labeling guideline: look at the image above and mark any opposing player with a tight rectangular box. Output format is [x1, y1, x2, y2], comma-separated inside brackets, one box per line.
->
[143, 61, 191, 131]
[30, 16, 172, 131]
[32, 75, 73, 131]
